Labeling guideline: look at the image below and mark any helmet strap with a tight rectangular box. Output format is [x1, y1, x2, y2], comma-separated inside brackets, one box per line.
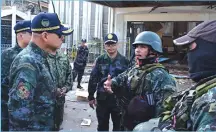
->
[136, 47, 159, 66]
[137, 57, 158, 66]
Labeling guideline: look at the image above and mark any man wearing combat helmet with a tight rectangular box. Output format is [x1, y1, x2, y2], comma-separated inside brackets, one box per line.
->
[104, 31, 177, 130]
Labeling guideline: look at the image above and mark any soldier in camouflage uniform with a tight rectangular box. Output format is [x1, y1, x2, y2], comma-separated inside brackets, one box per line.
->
[1, 20, 32, 131]
[47, 49, 73, 130]
[8, 12, 73, 131]
[88, 33, 129, 131]
[104, 31, 177, 131]
[73, 39, 89, 89]
[155, 20, 216, 131]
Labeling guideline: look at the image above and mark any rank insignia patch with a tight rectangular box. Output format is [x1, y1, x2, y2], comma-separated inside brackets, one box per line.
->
[17, 82, 31, 99]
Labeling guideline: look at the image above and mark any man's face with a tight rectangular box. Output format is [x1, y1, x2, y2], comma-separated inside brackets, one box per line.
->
[104, 42, 118, 55]
[17, 32, 32, 48]
[81, 42, 85, 46]
[43, 32, 64, 50]
[135, 44, 149, 59]
[22, 32, 32, 45]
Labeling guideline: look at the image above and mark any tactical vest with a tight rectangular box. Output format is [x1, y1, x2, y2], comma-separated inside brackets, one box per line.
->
[128, 63, 165, 95]
[161, 75, 216, 131]
[122, 63, 166, 130]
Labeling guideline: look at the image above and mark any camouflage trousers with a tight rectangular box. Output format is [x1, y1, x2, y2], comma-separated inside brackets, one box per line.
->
[54, 103, 64, 130]
[1, 102, 9, 131]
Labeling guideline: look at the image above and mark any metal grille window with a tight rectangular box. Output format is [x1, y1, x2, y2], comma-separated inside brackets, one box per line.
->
[1, 20, 12, 51]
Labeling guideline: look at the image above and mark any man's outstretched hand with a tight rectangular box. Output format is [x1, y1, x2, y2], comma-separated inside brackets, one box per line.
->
[104, 74, 113, 94]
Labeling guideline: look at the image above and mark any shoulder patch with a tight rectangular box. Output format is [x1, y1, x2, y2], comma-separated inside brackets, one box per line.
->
[209, 102, 216, 113]
[16, 82, 31, 99]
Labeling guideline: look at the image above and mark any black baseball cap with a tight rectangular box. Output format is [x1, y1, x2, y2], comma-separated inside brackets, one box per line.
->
[104, 33, 118, 44]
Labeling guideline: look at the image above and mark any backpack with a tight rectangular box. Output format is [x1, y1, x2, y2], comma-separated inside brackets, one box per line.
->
[160, 75, 216, 131]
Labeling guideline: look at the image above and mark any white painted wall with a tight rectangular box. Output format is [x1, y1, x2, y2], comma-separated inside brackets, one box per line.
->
[124, 13, 216, 21]
[114, 14, 125, 55]
[110, 6, 216, 55]
[115, 6, 216, 15]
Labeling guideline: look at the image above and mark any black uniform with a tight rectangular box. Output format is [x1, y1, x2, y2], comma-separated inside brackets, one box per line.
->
[88, 52, 129, 131]
[73, 44, 89, 88]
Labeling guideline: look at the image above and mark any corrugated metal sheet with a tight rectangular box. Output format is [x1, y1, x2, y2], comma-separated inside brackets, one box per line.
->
[89, 3, 96, 40]
[79, 1, 83, 41]
[102, 6, 108, 38]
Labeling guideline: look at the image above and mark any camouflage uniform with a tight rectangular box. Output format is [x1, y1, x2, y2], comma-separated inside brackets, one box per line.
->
[159, 75, 216, 131]
[1, 44, 22, 130]
[7, 12, 73, 131]
[8, 42, 57, 131]
[47, 51, 73, 130]
[73, 45, 89, 86]
[1, 20, 32, 131]
[157, 20, 216, 131]
[110, 63, 177, 130]
[88, 52, 129, 131]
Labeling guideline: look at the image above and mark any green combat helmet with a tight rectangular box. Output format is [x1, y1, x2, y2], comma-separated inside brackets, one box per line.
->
[132, 31, 163, 53]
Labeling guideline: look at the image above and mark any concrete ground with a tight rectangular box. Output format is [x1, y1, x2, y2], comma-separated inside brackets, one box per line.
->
[60, 74, 99, 132]
[60, 63, 194, 131]
[61, 73, 113, 132]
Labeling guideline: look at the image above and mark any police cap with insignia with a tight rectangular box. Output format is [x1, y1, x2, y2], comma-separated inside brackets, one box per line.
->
[104, 33, 118, 44]
[31, 12, 73, 36]
[14, 20, 32, 34]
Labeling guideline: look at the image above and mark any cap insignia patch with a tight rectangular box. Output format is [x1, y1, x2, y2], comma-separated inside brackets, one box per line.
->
[41, 19, 50, 27]
[108, 34, 113, 39]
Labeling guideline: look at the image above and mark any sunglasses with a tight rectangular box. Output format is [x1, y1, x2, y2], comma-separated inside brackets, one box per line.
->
[56, 33, 63, 38]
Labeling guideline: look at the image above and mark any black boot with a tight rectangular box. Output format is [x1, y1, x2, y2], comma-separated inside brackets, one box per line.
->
[77, 85, 83, 89]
